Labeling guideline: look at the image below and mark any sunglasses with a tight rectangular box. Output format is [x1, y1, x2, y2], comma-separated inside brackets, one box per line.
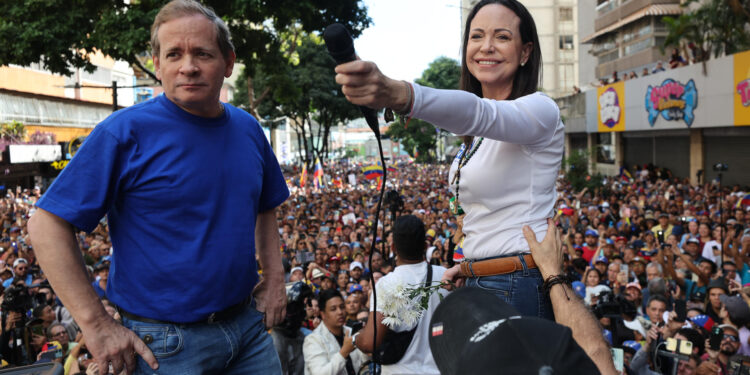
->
[724, 334, 740, 342]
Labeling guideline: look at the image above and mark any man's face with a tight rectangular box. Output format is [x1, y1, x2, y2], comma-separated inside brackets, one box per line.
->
[345, 294, 361, 316]
[350, 267, 362, 279]
[607, 264, 619, 282]
[708, 288, 725, 308]
[723, 265, 737, 281]
[685, 243, 699, 258]
[647, 300, 666, 322]
[585, 235, 597, 246]
[631, 261, 645, 275]
[720, 328, 740, 356]
[625, 287, 641, 302]
[698, 261, 713, 278]
[98, 269, 109, 283]
[676, 358, 697, 375]
[14, 262, 27, 277]
[42, 305, 55, 323]
[153, 15, 235, 117]
[371, 254, 383, 270]
[646, 265, 661, 281]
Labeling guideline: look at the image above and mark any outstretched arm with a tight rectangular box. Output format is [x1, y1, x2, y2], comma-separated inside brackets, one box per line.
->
[523, 219, 617, 375]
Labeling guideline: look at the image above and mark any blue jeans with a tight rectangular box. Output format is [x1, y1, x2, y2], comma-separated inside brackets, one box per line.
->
[122, 303, 282, 375]
[465, 254, 555, 320]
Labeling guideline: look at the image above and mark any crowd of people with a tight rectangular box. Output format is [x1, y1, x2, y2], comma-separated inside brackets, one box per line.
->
[0, 160, 747, 375]
[596, 48, 693, 88]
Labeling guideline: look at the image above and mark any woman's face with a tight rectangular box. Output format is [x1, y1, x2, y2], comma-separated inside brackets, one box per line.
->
[699, 223, 710, 237]
[688, 221, 698, 233]
[337, 272, 348, 288]
[321, 297, 347, 331]
[585, 270, 600, 287]
[465, 4, 531, 98]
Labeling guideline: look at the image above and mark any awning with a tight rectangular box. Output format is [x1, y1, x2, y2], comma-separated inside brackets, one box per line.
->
[582, 4, 683, 44]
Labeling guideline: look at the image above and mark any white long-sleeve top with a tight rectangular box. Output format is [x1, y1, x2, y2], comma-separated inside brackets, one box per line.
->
[410, 84, 564, 259]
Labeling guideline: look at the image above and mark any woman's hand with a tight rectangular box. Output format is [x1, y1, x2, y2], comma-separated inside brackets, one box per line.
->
[335, 61, 411, 111]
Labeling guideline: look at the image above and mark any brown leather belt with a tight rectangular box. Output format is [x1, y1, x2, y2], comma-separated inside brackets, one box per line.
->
[459, 254, 537, 278]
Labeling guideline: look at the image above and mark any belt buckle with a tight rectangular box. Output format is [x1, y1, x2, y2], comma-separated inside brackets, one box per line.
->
[207, 312, 217, 324]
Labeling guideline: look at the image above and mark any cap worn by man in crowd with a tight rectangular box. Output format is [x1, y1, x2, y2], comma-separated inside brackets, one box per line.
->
[621, 340, 642, 355]
[595, 256, 609, 265]
[13, 259, 28, 268]
[311, 269, 326, 279]
[719, 295, 750, 327]
[644, 211, 655, 221]
[571, 281, 586, 298]
[426, 229, 436, 239]
[329, 256, 340, 263]
[659, 213, 669, 218]
[94, 262, 110, 272]
[348, 284, 363, 294]
[585, 229, 598, 237]
[625, 282, 642, 291]
[339, 242, 350, 249]
[623, 319, 647, 339]
[290, 266, 304, 274]
[429, 287, 599, 375]
[706, 278, 728, 295]
[719, 323, 739, 335]
[350, 261, 363, 271]
[616, 236, 627, 243]
[631, 240, 645, 250]
[687, 238, 700, 244]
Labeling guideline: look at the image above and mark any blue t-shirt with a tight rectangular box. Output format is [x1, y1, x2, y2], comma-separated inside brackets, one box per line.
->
[38, 95, 289, 322]
[2, 274, 33, 288]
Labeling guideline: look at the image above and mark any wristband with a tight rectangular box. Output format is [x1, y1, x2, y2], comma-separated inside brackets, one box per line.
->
[351, 331, 360, 351]
[543, 274, 571, 300]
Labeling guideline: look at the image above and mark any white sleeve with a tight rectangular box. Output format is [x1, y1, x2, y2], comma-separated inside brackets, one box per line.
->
[303, 333, 346, 375]
[410, 84, 561, 148]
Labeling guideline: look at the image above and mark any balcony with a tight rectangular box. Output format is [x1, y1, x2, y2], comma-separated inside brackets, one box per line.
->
[595, 45, 669, 77]
[594, 0, 680, 32]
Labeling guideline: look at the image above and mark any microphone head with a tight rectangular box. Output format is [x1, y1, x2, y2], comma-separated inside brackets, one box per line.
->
[323, 23, 355, 64]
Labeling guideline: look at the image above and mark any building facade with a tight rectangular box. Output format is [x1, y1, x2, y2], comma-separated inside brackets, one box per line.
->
[559, 50, 750, 186]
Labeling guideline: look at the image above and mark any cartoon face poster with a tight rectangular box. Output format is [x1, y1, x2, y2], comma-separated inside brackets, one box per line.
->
[598, 81, 625, 132]
[645, 79, 698, 127]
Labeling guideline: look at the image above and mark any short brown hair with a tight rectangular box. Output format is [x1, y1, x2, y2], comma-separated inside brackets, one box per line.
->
[150, 0, 234, 59]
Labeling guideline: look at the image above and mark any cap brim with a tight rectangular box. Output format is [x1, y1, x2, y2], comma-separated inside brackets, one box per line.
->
[429, 287, 520, 375]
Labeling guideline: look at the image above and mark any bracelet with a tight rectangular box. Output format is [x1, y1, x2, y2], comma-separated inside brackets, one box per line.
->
[351, 331, 360, 350]
[394, 81, 413, 115]
[542, 274, 571, 300]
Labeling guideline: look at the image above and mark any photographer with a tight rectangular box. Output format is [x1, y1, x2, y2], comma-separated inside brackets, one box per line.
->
[0, 278, 34, 365]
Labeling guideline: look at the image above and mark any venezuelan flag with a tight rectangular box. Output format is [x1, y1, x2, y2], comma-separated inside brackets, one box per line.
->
[387, 165, 397, 173]
[362, 164, 384, 180]
[452, 238, 465, 263]
[313, 157, 324, 189]
[738, 194, 750, 209]
[300, 163, 307, 188]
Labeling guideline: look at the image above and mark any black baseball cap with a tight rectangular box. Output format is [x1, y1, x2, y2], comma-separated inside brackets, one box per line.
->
[429, 287, 599, 375]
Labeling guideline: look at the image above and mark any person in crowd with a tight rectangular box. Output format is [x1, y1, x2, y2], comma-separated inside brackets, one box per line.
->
[698, 324, 741, 374]
[355, 215, 448, 375]
[335, 0, 563, 319]
[28, 0, 289, 373]
[303, 289, 367, 375]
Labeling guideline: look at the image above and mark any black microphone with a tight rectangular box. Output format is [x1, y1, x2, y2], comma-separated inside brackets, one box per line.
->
[323, 23, 380, 138]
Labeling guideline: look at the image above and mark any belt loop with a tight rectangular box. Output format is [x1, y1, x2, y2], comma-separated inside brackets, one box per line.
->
[468, 260, 477, 278]
[519, 254, 529, 276]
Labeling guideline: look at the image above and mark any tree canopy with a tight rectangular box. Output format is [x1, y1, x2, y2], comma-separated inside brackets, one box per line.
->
[386, 56, 460, 162]
[0, 0, 370, 81]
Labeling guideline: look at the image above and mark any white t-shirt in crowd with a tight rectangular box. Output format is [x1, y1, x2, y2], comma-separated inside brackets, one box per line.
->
[411, 84, 564, 259]
[370, 262, 447, 375]
[701, 240, 722, 263]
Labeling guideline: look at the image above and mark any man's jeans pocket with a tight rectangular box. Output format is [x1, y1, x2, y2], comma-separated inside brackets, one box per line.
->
[127, 322, 184, 358]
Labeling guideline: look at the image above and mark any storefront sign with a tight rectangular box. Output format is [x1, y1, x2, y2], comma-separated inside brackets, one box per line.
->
[645, 79, 698, 127]
[597, 81, 625, 132]
[8, 144, 61, 164]
[734, 50, 750, 126]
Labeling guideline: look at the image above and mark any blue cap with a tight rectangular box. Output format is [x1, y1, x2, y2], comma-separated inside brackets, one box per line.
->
[585, 229, 598, 237]
[603, 329, 613, 346]
[595, 256, 609, 264]
[622, 340, 642, 353]
[571, 281, 586, 298]
[349, 284, 363, 293]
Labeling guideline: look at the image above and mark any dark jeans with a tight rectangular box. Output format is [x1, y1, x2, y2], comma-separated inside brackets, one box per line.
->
[465, 253, 555, 320]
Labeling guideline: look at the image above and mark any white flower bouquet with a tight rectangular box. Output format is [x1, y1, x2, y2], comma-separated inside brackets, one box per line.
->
[378, 281, 449, 328]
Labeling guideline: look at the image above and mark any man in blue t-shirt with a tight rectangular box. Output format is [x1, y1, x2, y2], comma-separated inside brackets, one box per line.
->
[28, 1, 288, 374]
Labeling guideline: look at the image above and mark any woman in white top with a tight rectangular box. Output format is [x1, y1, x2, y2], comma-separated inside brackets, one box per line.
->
[335, 0, 563, 319]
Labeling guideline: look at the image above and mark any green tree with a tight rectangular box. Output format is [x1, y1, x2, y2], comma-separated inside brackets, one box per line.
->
[235, 34, 359, 164]
[662, 0, 750, 73]
[0, 0, 370, 115]
[386, 56, 460, 162]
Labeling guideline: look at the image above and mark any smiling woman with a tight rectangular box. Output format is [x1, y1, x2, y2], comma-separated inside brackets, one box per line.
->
[335, 0, 562, 319]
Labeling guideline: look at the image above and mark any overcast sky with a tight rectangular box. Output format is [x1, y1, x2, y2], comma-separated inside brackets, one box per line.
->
[354, 0, 463, 82]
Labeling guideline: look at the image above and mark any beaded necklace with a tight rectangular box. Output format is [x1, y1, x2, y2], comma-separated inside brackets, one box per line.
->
[451, 137, 484, 209]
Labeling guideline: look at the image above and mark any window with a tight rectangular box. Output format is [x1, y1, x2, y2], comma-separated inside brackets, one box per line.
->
[559, 35, 574, 50]
[559, 7, 573, 22]
[624, 37, 654, 56]
[596, 133, 615, 164]
[598, 50, 619, 65]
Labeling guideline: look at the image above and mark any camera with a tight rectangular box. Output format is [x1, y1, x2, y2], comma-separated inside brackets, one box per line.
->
[713, 163, 728, 172]
[593, 292, 623, 319]
[346, 319, 364, 334]
[2, 283, 32, 314]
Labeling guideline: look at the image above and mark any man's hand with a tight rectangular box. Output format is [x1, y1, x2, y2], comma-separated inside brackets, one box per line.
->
[523, 218, 563, 279]
[253, 277, 287, 329]
[340, 330, 355, 358]
[85, 318, 157, 375]
[695, 361, 720, 375]
[4, 311, 21, 331]
[440, 265, 465, 290]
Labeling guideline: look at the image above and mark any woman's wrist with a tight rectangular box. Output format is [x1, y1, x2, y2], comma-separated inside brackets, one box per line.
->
[388, 79, 412, 115]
